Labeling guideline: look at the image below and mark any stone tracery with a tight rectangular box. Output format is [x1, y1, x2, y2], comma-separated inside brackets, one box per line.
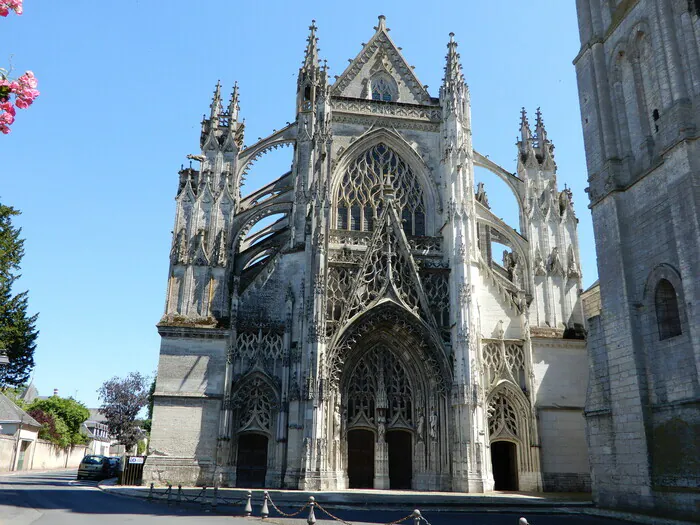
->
[335, 142, 426, 236]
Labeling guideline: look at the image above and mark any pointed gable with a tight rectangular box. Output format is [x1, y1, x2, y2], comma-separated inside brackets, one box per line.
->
[332, 15, 431, 105]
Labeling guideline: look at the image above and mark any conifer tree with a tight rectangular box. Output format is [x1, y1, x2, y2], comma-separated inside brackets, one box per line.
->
[0, 201, 38, 386]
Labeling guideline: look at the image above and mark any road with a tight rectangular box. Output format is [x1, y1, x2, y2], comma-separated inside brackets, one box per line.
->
[0, 470, 630, 525]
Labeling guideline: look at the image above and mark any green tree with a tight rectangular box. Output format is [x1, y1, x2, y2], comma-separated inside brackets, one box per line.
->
[28, 396, 89, 446]
[98, 372, 149, 450]
[0, 202, 38, 387]
[1, 383, 27, 409]
[141, 374, 156, 433]
[28, 408, 71, 448]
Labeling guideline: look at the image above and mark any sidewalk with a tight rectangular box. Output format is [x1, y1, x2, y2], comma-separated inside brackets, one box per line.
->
[99, 480, 593, 509]
[97, 481, 697, 525]
[0, 467, 75, 477]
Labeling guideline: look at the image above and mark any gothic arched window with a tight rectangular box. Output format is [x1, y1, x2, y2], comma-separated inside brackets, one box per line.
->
[487, 390, 519, 439]
[371, 74, 397, 102]
[655, 279, 682, 340]
[336, 143, 426, 236]
[236, 378, 275, 432]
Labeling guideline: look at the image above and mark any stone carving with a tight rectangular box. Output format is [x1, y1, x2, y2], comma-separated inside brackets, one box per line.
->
[429, 410, 438, 441]
[416, 410, 425, 442]
[475, 182, 490, 209]
[333, 403, 341, 441]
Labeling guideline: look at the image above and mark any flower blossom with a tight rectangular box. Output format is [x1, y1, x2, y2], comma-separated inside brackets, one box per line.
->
[0, 67, 38, 133]
[0, 0, 22, 16]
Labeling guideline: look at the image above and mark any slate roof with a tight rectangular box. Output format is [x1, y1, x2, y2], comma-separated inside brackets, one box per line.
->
[0, 392, 41, 427]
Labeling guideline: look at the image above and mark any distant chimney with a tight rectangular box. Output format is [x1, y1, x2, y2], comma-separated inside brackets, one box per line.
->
[53, 388, 58, 397]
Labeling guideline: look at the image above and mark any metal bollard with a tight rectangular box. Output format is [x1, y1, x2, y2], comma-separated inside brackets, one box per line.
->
[148, 482, 154, 502]
[202, 486, 208, 511]
[307, 496, 316, 525]
[244, 490, 252, 516]
[412, 509, 422, 525]
[166, 484, 172, 505]
[177, 484, 182, 506]
[518, 518, 529, 525]
[212, 485, 218, 510]
[261, 491, 270, 519]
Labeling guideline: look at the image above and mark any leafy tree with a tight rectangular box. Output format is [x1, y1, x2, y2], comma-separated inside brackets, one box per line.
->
[28, 396, 89, 446]
[28, 408, 70, 448]
[98, 372, 149, 450]
[0, 202, 38, 387]
[141, 374, 156, 433]
[1, 383, 27, 408]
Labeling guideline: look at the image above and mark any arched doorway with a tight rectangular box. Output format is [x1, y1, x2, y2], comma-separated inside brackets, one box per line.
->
[343, 343, 422, 489]
[236, 433, 268, 487]
[347, 429, 374, 488]
[386, 430, 412, 489]
[491, 440, 518, 490]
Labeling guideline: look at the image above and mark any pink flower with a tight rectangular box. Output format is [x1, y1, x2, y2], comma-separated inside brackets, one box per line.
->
[0, 124, 11, 134]
[0, 0, 22, 15]
[0, 110, 15, 126]
[14, 98, 28, 109]
[0, 101, 15, 116]
[18, 71, 37, 89]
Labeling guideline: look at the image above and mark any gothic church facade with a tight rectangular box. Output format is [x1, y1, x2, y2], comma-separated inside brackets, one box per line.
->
[575, 0, 699, 518]
[146, 17, 590, 492]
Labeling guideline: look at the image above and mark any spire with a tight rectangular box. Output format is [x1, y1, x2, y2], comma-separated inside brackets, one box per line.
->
[535, 106, 547, 144]
[228, 81, 240, 124]
[520, 107, 532, 143]
[443, 32, 465, 89]
[301, 20, 320, 74]
[210, 80, 222, 122]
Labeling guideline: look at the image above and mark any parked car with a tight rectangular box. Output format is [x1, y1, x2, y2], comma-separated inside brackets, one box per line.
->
[77, 455, 116, 480]
[106, 456, 121, 477]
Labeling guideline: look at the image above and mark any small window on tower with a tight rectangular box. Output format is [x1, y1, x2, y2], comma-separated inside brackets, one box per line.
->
[655, 279, 682, 340]
[653, 109, 660, 132]
[304, 85, 311, 101]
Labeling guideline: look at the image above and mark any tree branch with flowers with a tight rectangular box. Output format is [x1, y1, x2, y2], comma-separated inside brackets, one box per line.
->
[0, 0, 22, 17]
[1, 0, 39, 134]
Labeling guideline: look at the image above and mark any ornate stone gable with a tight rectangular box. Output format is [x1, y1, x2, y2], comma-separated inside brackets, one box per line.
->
[331, 16, 431, 104]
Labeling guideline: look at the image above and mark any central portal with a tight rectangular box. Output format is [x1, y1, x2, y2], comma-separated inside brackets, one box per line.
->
[347, 429, 374, 488]
[342, 340, 426, 490]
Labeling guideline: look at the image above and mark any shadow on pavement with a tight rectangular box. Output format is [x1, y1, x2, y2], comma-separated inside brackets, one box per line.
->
[0, 471, 633, 525]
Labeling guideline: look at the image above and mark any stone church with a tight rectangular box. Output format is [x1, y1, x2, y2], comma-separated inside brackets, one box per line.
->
[146, 16, 590, 492]
[575, 0, 699, 519]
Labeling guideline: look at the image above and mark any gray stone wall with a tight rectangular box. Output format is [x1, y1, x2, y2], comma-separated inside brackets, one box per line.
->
[575, 0, 700, 519]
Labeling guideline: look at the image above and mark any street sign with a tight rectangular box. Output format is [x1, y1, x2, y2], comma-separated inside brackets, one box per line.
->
[128, 456, 145, 464]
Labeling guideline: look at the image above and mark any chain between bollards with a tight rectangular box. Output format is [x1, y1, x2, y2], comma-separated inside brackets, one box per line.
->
[307, 496, 316, 525]
[261, 490, 270, 519]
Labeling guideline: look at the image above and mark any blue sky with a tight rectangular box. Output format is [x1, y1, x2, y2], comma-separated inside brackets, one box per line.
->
[2, 1, 594, 408]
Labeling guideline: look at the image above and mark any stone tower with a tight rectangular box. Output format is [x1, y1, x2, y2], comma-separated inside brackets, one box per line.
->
[145, 16, 590, 493]
[574, 0, 699, 519]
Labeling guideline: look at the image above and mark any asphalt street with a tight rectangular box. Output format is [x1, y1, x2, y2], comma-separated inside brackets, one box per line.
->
[0, 470, 631, 525]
